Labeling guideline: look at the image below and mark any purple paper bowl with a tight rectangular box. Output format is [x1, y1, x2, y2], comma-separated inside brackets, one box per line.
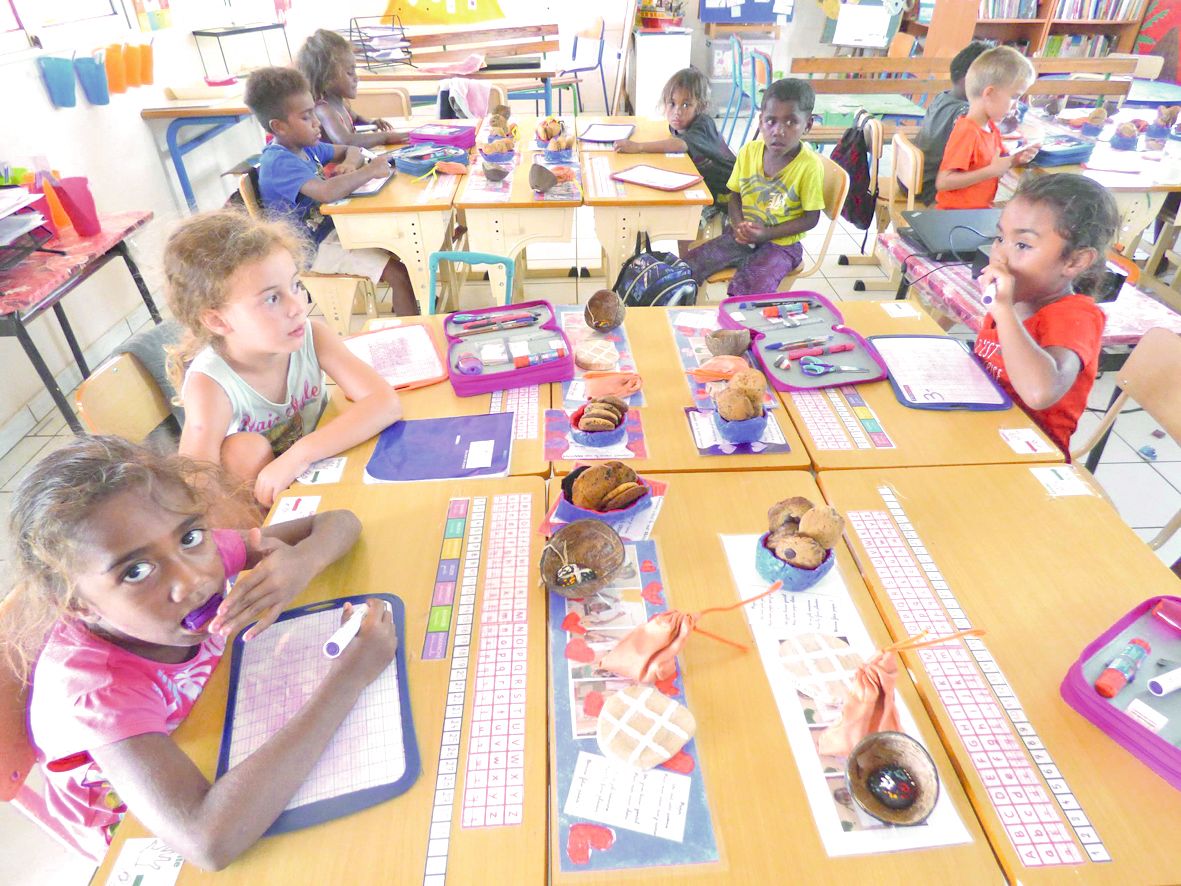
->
[754, 533, 834, 590]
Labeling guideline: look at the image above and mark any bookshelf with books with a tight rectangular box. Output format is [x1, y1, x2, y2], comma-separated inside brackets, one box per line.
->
[904, 0, 1147, 58]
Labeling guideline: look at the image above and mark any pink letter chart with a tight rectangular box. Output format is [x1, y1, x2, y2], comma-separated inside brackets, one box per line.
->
[847, 488, 1110, 868]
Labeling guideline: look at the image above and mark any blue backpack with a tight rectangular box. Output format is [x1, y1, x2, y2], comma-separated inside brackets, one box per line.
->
[612, 233, 698, 308]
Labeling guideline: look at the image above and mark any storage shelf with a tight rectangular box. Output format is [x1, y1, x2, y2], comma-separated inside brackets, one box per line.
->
[978, 17, 1047, 23]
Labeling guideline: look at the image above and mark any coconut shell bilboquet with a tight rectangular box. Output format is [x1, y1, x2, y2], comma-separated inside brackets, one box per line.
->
[529, 162, 558, 193]
[584, 290, 626, 331]
[541, 519, 626, 598]
[705, 328, 751, 356]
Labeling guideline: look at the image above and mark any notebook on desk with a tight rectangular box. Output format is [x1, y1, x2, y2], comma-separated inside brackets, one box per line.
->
[899, 208, 1001, 262]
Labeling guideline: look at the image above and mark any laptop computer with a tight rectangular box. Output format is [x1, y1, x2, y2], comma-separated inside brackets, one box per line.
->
[900, 208, 1001, 261]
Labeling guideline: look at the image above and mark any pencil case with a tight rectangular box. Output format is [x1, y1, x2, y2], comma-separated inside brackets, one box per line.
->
[1060, 595, 1181, 790]
[1029, 135, 1095, 168]
[716, 291, 888, 392]
[443, 299, 574, 396]
[408, 123, 476, 150]
[389, 144, 468, 177]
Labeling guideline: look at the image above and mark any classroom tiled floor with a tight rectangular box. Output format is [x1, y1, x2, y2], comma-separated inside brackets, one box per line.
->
[4, 194, 1181, 886]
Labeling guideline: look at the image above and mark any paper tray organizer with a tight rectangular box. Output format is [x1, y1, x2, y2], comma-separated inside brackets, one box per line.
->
[443, 299, 574, 396]
[715, 291, 888, 392]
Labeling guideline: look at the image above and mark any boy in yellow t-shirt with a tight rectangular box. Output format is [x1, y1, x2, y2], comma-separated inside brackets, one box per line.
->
[685, 78, 824, 296]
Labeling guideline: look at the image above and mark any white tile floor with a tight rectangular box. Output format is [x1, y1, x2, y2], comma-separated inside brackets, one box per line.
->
[2, 191, 1180, 886]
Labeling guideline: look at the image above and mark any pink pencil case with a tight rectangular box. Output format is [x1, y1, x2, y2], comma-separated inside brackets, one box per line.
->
[408, 124, 477, 150]
[443, 300, 574, 396]
[716, 291, 887, 392]
[1060, 595, 1181, 790]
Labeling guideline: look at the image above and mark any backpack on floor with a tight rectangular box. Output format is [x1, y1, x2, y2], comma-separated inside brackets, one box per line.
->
[829, 110, 877, 236]
[612, 233, 698, 308]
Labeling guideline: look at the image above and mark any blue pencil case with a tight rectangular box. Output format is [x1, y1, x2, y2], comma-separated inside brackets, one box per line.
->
[1029, 135, 1095, 168]
[389, 144, 468, 176]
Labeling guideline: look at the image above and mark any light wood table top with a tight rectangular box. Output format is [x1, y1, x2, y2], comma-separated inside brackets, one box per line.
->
[819, 464, 1181, 884]
[297, 317, 550, 483]
[455, 149, 581, 210]
[549, 307, 812, 474]
[579, 149, 713, 208]
[359, 67, 557, 83]
[93, 477, 548, 885]
[549, 470, 1001, 884]
[778, 299, 1063, 469]
[140, 96, 250, 120]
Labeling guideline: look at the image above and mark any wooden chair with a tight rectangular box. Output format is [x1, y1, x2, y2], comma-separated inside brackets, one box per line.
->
[74, 352, 171, 441]
[237, 172, 378, 336]
[349, 86, 412, 121]
[701, 154, 850, 296]
[0, 596, 96, 859]
[1071, 327, 1181, 550]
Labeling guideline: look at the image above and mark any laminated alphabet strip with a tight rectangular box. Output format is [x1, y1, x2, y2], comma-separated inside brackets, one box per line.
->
[588, 154, 625, 199]
[847, 489, 1109, 868]
[489, 386, 540, 440]
[549, 540, 718, 872]
[460, 492, 533, 829]
[423, 496, 485, 886]
[422, 498, 478, 661]
[790, 388, 894, 450]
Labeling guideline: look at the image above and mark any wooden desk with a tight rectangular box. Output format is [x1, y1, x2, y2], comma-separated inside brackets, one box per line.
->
[94, 477, 548, 884]
[300, 317, 551, 482]
[322, 131, 469, 316]
[819, 465, 1181, 884]
[572, 115, 676, 150]
[550, 470, 1000, 883]
[549, 308, 811, 474]
[778, 300, 1062, 469]
[580, 150, 712, 285]
[455, 148, 580, 304]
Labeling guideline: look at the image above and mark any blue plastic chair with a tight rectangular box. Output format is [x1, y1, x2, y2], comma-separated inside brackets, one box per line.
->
[719, 35, 746, 143]
[427, 251, 515, 315]
[739, 50, 773, 145]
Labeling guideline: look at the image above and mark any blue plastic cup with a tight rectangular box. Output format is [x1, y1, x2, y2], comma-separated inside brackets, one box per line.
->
[74, 56, 110, 106]
[37, 57, 76, 109]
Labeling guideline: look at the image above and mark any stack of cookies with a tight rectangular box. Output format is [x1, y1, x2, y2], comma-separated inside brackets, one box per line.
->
[568, 462, 647, 512]
[576, 395, 628, 433]
[757, 496, 846, 589]
[715, 368, 767, 422]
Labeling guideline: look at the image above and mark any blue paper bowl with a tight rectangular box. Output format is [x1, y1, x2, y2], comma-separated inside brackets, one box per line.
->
[544, 148, 574, 163]
[570, 424, 627, 447]
[712, 409, 767, 444]
[554, 481, 651, 525]
[1147, 124, 1170, 140]
[1110, 133, 1139, 151]
[754, 532, 835, 591]
[480, 148, 515, 163]
[1080, 123, 1104, 138]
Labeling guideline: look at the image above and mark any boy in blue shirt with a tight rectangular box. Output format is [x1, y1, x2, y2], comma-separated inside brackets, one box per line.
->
[244, 66, 418, 315]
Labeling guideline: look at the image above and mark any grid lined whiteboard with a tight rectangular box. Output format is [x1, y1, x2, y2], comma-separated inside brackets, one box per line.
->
[219, 595, 418, 834]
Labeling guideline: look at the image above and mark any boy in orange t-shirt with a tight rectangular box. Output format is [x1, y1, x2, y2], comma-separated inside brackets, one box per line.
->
[936, 46, 1039, 210]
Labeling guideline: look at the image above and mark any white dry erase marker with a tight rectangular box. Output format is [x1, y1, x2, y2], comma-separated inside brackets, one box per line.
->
[981, 281, 998, 307]
[1148, 665, 1181, 697]
[323, 601, 391, 658]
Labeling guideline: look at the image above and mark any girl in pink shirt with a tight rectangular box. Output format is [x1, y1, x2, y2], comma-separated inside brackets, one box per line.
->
[6, 436, 393, 868]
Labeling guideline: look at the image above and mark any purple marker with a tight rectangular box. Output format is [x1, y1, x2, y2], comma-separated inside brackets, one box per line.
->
[182, 594, 223, 631]
[323, 601, 392, 658]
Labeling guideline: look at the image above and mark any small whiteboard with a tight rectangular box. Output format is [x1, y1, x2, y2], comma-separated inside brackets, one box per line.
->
[831, 2, 891, 49]
[217, 594, 419, 835]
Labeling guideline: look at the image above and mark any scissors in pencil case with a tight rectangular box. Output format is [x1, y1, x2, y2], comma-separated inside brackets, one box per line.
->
[798, 356, 873, 377]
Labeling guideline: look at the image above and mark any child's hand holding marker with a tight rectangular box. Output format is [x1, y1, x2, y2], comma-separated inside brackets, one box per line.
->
[326, 600, 397, 685]
[211, 528, 315, 640]
[978, 255, 1016, 313]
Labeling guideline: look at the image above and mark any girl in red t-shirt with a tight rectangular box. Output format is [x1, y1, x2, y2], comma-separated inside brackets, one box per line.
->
[974, 173, 1119, 454]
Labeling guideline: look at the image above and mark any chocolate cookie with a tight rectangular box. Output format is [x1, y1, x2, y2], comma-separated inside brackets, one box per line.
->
[768, 496, 815, 532]
[572, 463, 628, 510]
[601, 481, 646, 510]
[578, 415, 617, 432]
[582, 404, 622, 426]
[769, 533, 826, 569]
[595, 395, 629, 417]
[716, 388, 760, 422]
[729, 368, 768, 408]
[799, 505, 845, 549]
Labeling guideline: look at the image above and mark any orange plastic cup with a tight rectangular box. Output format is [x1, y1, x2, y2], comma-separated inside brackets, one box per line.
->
[124, 44, 141, 88]
[139, 42, 154, 85]
[40, 182, 74, 232]
[106, 43, 126, 93]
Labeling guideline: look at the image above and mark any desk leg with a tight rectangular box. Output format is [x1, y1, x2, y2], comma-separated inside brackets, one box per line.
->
[164, 116, 248, 213]
[10, 320, 84, 435]
[52, 303, 90, 379]
[463, 206, 578, 305]
[114, 241, 162, 323]
[592, 205, 703, 289]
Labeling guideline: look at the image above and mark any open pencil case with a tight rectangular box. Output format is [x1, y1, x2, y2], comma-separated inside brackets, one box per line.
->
[443, 300, 574, 396]
[408, 123, 477, 150]
[388, 144, 469, 176]
[716, 291, 888, 392]
[1060, 595, 1181, 790]
[1029, 135, 1095, 167]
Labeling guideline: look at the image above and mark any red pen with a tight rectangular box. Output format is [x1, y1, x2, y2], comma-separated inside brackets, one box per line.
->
[784, 342, 855, 361]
